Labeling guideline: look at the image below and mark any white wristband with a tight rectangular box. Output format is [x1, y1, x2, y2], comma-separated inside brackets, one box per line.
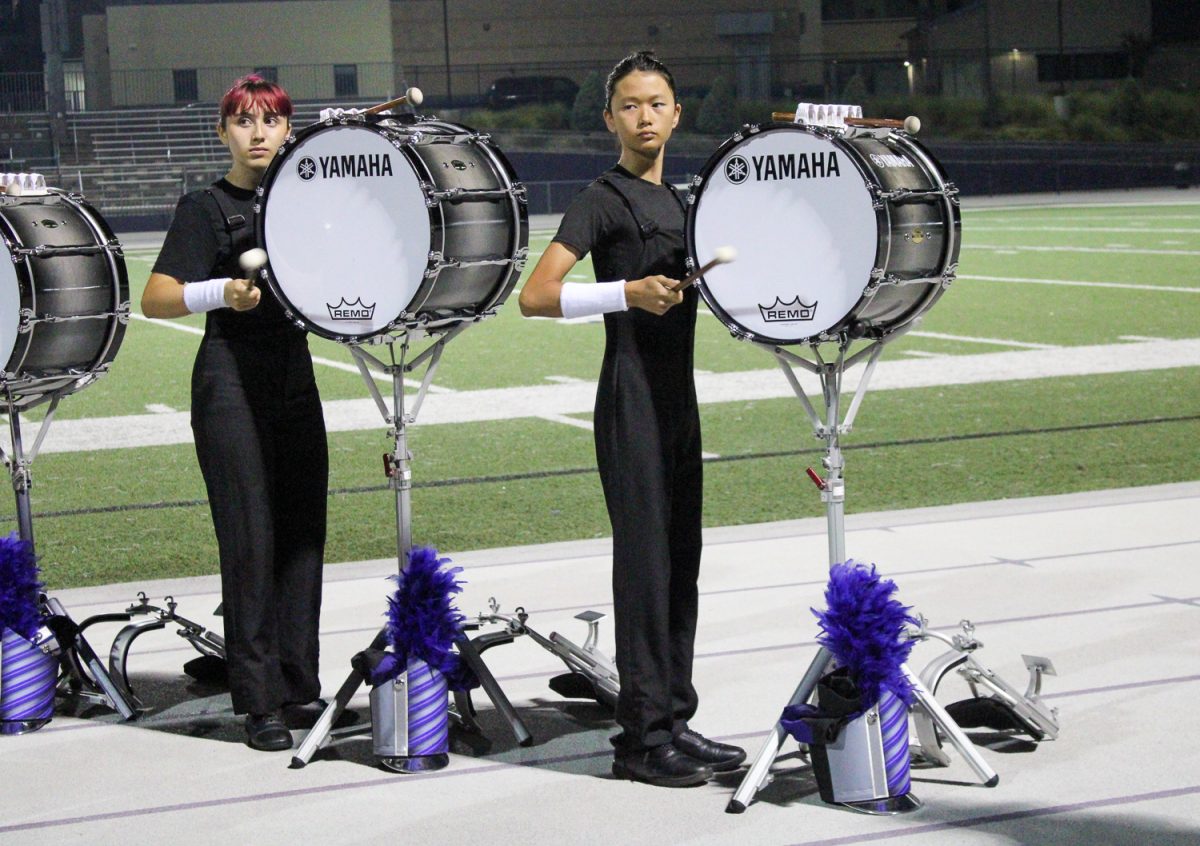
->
[182, 278, 231, 314]
[559, 281, 627, 319]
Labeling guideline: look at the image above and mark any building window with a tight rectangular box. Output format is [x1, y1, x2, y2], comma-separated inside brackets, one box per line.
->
[173, 68, 198, 103]
[254, 67, 278, 83]
[334, 64, 359, 97]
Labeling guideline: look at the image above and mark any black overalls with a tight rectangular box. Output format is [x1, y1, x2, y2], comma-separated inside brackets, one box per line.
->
[189, 184, 328, 716]
[588, 169, 704, 753]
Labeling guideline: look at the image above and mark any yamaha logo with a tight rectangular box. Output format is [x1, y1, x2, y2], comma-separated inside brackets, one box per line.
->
[297, 157, 317, 181]
[724, 155, 749, 184]
[327, 297, 376, 321]
[759, 296, 818, 323]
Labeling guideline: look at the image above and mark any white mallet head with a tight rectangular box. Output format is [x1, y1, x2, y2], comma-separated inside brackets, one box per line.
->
[406, 87, 424, 107]
[713, 246, 738, 265]
[903, 115, 921, 134]
[239, 247, 268, 273]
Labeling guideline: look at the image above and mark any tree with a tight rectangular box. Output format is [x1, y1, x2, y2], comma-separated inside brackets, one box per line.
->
[570, 71, 608, 132]
[696, 76, 737, 135]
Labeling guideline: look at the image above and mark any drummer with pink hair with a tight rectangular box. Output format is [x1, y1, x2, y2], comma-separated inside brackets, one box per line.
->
[143, 75, 329, 752]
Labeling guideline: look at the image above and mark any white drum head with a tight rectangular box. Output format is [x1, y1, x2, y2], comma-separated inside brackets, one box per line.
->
[262, 124, 431, 338]
[691, 128, 879, 343]
[0, 251, 19, 372]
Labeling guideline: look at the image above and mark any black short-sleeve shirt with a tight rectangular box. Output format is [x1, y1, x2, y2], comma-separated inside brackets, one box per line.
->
[553, 165, 687, 284]
[153, 178, 294, 336]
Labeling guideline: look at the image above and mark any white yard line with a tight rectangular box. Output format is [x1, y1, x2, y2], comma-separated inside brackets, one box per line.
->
[967, 243, 1200, 256]
[536, 413, 594, 431]
[130, 313, 454, 392]
[958, 274, 1200, 294]
[906, 331, 1060, 350]
[11, 338, 1198, 455]
[967, 226, 1200, 234]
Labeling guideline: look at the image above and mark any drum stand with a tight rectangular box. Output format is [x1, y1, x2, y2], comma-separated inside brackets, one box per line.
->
[291, 328, 531, 770]
[1, 391, 137, 723]
[726, 335, 998, 814]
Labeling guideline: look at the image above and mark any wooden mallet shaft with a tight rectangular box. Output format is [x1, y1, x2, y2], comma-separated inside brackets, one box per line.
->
[771, 111, 920, 133]
[670, 247, 737, 292]
[364, 87, 424, 115]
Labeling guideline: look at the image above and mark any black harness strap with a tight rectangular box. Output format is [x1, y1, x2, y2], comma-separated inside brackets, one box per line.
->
[594, 172, 686, 242]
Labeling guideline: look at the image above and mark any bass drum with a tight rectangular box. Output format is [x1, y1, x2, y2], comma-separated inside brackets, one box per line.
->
[686, 122, 960, 346]
[1, 189, 129, 407]
[256, 117, 528, 342]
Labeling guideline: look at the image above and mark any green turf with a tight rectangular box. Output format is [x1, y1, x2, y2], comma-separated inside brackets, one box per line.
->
[4, 202, 1199, 587]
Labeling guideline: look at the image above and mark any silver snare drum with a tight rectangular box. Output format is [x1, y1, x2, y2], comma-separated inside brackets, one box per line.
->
[686, 122, 960, 346]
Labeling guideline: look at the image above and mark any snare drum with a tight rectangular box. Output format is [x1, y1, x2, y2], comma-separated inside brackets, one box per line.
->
[1, 190, 129, 406]
[687, 122, 959, 346]
[256, 117, 528, 342]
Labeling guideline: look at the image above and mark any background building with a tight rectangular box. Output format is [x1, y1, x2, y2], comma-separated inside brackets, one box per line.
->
[4, 0, 1191, 113]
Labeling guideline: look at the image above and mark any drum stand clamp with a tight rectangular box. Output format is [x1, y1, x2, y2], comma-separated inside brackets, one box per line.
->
[91, 593, 229, 710]
[469, 599, 619, 713]
[907, 616, 1060, 767]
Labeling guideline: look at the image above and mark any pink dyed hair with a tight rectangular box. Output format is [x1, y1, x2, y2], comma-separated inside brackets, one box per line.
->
[218, 75, 293, 126]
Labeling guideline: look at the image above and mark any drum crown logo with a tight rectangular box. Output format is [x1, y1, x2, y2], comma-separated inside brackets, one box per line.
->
[758, 296, 817, 323]
[327, 297, 376, 321]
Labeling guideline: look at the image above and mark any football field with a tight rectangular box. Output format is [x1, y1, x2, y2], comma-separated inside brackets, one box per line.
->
[4, 196, 1199, 588]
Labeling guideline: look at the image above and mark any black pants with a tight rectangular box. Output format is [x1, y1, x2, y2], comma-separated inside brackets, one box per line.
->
[595, 350, 703, 753]
[191, 331, 328, 716]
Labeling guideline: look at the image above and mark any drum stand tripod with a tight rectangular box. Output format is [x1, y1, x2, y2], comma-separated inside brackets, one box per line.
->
[291, 328, 531, 770]
[726, 334, 998, 814]
[1, 390, 137, 724]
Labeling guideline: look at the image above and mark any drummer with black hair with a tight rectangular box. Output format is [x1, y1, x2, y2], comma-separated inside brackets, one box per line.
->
[142, 75, 329, 752]
[519, 51, 745, 787]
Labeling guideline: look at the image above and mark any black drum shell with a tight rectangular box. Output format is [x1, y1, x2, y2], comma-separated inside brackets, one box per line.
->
[686, 122, 960, 346]
[1, 192, 129, 399]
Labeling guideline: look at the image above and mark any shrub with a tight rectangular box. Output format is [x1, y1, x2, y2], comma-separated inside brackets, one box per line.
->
[696, 76, 737, 136]
[570, 71, 607, 132]
[461, 103, 569, 131]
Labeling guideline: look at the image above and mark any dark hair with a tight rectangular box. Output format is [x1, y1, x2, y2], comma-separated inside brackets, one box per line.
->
[219, 74, 293, 127]
[604, 51, 676, 110]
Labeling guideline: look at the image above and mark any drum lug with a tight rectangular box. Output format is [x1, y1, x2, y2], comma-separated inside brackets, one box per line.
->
[116, 301, 132, 324]
[940, 262, 959, 289]
[17, 308, 35, 333]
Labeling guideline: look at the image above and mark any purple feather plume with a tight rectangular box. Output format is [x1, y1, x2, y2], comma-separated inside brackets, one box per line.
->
[0, 532, 42, 641]
[385, 546, 475, 689]
[812, 560, 916, 705]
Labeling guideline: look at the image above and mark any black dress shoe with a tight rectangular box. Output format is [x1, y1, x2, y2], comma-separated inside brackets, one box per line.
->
[612, 743, 713, 787]
[673, 729, 747, 772]
[245, 713, 292, 752]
